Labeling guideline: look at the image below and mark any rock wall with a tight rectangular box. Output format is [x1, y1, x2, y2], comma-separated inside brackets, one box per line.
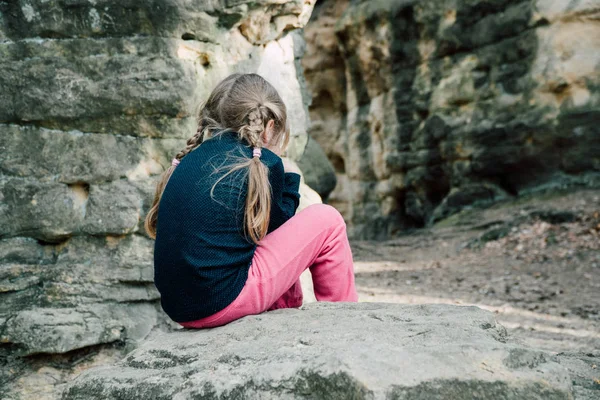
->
[303, 0, 600, 239]
[0, 1, 321, 398]
[302, 0, 350, 208]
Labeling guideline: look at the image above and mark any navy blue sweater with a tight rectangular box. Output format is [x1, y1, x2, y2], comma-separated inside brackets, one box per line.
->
[153, 130, 301, 322]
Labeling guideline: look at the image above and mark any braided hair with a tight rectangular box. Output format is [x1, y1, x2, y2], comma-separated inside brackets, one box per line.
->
[144, 74, 241, 239]
[145, 73, 289, 243]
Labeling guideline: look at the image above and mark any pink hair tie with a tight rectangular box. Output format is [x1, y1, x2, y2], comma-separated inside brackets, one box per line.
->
[171, 158, 180, 167]
[252, 147, 262, 158]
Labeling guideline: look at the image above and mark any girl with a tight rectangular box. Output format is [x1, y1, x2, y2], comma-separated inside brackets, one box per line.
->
[145, 73, 358, 328]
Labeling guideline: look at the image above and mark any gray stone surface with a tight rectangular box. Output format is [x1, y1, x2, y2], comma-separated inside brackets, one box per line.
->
[62, 303, 595, 400]
[0, 234, 161, 354]
[3, 304, 159, 356]
[303, 0, 600, 238]
[551, 353, 600, 400]
[297, 135, 337, 200]
[0, 125, 182, 183]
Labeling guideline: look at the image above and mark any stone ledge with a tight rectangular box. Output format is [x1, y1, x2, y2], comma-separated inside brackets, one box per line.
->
[62, 303, 587, 399]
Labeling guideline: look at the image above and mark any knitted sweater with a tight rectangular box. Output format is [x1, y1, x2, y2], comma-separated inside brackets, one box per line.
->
[153, 130, 301, 322]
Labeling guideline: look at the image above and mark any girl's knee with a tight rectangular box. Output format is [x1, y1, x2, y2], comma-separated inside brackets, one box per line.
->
[304, 204, 346, 228]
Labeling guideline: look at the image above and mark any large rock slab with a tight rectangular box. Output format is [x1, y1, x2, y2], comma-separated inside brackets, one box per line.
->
[63, 303, 581, 399]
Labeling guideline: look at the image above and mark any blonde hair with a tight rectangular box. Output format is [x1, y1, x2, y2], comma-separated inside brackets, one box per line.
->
[144, 73, 290, 244]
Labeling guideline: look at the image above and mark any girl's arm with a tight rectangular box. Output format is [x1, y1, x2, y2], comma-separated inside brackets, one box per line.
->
[267, 160, 301, 233]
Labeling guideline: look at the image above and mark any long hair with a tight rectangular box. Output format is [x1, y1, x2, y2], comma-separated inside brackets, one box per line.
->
[144, 73, 289, 244]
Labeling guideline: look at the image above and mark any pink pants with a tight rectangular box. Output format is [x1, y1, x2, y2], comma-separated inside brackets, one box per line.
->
[179, 204, 358, 328]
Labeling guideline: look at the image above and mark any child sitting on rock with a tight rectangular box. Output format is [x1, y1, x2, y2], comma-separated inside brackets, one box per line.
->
[145, 73, 358, 328]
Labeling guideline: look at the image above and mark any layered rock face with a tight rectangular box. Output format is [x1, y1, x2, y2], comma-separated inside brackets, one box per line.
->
[304, 0, 600, 239]
[63, 303, 598, 399]
[0, 1, 322, 397]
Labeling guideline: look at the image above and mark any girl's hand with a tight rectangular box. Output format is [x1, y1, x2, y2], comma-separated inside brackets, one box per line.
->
[282, 158, 302, 175]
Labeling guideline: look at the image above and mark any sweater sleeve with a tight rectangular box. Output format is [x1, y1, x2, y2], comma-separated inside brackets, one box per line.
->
[267, 161, 301, 233]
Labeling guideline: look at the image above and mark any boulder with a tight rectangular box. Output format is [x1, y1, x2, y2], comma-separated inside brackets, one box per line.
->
[62, 303, 593, 399]
[297, 135, 338, 200]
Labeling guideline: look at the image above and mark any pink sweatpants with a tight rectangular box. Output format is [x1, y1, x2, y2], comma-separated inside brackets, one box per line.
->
[179, 204, 358, 328]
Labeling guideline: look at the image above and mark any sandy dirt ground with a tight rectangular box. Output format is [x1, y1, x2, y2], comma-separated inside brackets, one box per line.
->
[302, 188, 600, 354]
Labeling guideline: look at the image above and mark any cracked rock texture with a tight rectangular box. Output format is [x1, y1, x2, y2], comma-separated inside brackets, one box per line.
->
[0, 1, 334, 398]
[303, 0, 600, 239]
[62, 303, 598, 400]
